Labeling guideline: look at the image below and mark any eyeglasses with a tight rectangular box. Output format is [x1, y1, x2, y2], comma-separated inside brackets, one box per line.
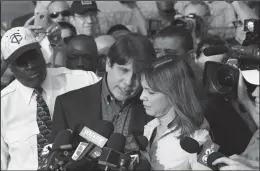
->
[49, 10, 71, 19]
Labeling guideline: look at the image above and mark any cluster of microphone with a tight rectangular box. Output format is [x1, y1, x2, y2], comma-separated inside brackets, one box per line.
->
[180, 137, 227, 171]
[38, 120, 150, 171]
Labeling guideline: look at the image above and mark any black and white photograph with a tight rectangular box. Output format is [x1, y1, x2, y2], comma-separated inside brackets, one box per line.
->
[1, 1, 259, 170]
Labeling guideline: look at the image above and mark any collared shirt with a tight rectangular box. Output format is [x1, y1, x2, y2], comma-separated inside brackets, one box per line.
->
[1, 67, 100, 170]
[143, 118, 211, 170]
[101, 76, 132, 136]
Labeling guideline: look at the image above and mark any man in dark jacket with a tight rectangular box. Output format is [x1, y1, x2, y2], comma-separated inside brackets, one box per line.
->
[51, 33, 156, 141]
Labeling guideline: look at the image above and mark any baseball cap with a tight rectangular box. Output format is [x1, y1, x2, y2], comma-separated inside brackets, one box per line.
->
[242, 69, 259, 85]
[71, 1, 99, 15]
[1, 27, 40, 63]
[67, 34, 98, 59]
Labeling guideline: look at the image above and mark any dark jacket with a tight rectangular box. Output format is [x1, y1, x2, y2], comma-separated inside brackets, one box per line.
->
[50, 79, 152, 142]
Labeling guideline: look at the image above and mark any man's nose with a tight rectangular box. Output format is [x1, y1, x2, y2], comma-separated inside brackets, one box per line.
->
[57, 14, 63, 20]
[123, 73, 134, 86]
[77, 56, 84, 66]
[84, 16, 93, 24]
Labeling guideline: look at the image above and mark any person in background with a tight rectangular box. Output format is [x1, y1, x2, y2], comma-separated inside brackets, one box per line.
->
[66, 34, 98, 72]
[70, 1, 100, 37]
[11, 1, 36, 28]
[95, 35, 116, 76]
[193, 36, 256, 156]
[50, 33, 156, 143]
[140, 54, 210, 170]
[107, 24, 131, 40]
[153, 25, 193, 58]
[1, 27, 100, 170]
[58, 21, 77, 41]
[47, 1, 71, 23]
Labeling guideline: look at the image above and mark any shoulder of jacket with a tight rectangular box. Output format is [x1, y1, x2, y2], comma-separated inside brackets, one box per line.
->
[1, 80, 17, 98]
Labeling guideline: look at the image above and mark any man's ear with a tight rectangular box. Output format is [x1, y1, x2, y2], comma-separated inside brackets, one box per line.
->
[105, 57, 112, 72]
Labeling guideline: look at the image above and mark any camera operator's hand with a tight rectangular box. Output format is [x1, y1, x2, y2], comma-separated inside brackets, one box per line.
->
[212, 156, 255, 170]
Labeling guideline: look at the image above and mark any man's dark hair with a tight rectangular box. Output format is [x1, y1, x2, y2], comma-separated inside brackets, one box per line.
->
[108, 33, 156, 66]
[156, 25, 194, 52]
[58, 21, 77, 36]
[32, 0, 37, 6]
[107, 24, 130, 35]
[196, 35, 226, 58]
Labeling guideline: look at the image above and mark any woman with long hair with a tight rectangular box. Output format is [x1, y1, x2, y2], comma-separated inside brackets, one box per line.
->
[140, 54, 211, 170]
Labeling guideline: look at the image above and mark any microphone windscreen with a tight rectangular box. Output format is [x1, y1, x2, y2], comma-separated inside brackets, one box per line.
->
[107, 133, 126, 153]
[136, 136, 148, 151]
[203, 45, 228, 56]
[93, 120, 114, 139]
[52, 129, 73, 150]
[207, 152, 226, 170]
[134, 159, 151, 170]
[180, 136, 200, 154]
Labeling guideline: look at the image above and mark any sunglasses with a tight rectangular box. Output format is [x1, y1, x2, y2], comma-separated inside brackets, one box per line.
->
[49, 10, 71, 19]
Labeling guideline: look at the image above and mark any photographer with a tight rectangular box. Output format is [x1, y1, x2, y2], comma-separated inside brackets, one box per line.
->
[193, 36, 256, 156]
[212, 71, 259, 170]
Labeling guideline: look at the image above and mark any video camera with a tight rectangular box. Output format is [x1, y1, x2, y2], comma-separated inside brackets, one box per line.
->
[203, 19, 259, 98]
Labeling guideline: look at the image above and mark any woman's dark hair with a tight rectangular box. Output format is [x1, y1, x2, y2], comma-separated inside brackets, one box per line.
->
[156, 25, 194, 52]
[107, 33, 156, 67]
[196, 35, 226, 58]
[141, 54, 204, 139]
[107, 24, 130, 35]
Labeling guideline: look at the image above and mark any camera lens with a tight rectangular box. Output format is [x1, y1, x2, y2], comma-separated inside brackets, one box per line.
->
[214, 67, 235, 94]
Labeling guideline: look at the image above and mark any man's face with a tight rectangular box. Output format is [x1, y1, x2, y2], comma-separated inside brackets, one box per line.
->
[73, 11, 98, 36]
[153, 37, 186, 58]
[48, 1, 70, 23]
[183, 3, 208, 21]
[9, 49, 47, 88]
[66, 53, 94, 71]
[106, 59, 142, 101]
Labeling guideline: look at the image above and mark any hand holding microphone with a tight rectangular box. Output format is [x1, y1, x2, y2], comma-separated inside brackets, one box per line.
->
[212, 156, 255, 170]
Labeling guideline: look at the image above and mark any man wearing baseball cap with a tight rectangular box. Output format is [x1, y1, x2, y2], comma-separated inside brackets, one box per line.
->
[66, 34, 98, 72]
[70, 1, 100, 37]
[1, 27, 100, 170]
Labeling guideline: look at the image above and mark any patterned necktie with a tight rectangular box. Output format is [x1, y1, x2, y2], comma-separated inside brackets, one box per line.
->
[35, 87, 52, 161]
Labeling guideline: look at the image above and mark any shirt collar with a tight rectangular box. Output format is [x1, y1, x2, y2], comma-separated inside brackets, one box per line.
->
[18, 69, 52, 105]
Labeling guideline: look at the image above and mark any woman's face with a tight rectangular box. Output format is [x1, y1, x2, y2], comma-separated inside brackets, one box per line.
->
[140, 76, 172, 118]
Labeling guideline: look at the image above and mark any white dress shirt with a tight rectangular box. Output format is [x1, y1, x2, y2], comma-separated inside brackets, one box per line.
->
[1, 67, 100, 170]
[143, 118, 212, 170]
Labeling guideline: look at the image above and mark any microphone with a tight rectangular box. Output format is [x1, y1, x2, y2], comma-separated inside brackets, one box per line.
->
[207, 152, 227, 171]
[38, 129, 74, 171]
[98, 133, 126, 170]
[71, 120, 114, 161]
[180, 137, 220, 168]
[64, 121, 114, 170]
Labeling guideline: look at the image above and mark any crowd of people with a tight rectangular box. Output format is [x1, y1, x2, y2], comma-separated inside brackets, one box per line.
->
[1, 1, 259, 170]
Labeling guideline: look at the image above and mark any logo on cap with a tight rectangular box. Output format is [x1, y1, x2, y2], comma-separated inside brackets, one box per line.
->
[81, 1, 92, 5]
[10, 33, 22, 44]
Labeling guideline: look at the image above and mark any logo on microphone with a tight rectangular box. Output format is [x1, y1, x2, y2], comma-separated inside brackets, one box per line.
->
[197, 140, 220, 166]
[79, 127, 108, 148]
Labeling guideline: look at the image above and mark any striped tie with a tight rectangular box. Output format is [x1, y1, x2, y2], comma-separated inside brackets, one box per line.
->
[35, 88, 52, 161]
